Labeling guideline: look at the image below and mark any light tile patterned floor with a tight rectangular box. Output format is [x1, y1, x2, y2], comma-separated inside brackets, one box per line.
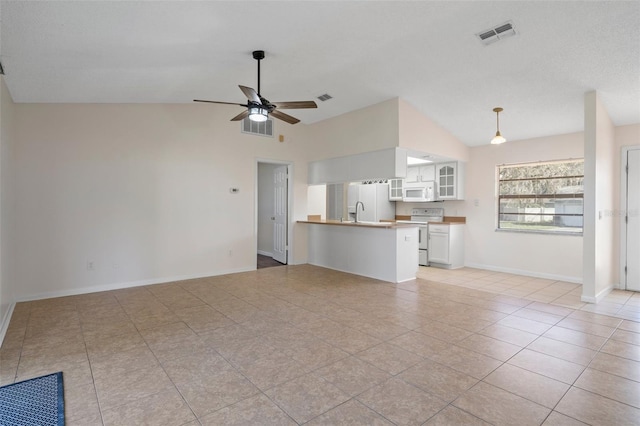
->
[419, 267, 640, 322]
[1, 265, 639, 425]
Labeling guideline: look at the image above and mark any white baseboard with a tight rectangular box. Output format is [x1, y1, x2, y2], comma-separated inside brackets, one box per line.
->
[257, 250, 273, 257]
[0, 302, 16, 348]
[396, 276, 419, 284]
[464, 262, 582, 284]
[14, 266, 255, 303]
[581, 285, 613, 304]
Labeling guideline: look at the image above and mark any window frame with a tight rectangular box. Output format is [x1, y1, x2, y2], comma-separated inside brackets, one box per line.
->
[495, 158, 584, 235]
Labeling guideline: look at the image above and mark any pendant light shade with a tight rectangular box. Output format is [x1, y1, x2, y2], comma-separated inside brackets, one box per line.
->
[491, 107, 506, 144]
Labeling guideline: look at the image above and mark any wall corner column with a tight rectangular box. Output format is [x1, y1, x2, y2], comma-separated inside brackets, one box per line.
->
[582, 90, 617, 303]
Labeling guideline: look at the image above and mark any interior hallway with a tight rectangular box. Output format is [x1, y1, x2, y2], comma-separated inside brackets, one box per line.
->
[0, 265, 638, 425]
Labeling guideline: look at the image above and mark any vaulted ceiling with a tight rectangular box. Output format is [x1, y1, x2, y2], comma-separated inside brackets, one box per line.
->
[2, 1, 638, 146]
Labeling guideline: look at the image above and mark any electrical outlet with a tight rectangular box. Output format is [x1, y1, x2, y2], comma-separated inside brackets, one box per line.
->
[87, 261, 95, 271]
[228, 250, 233, 257]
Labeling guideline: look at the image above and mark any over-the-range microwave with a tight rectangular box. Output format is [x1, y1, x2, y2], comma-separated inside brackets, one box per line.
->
[402, 181, 437, 202]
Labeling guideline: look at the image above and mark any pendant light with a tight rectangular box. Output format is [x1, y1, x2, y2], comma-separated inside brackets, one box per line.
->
[491, 107, 506, 144]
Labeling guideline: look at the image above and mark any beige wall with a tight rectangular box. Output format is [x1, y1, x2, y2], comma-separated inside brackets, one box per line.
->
[462, 118, 639, 287]
[398, 99, 470, 162]
[3, 91, 639, 312]
[462, 132, 584, 282]
[306, 98, 400, 160]
[11, 103, 312, 300]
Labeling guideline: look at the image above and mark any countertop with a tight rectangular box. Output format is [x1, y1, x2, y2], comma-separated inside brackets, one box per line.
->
[297, 219, 419, 229]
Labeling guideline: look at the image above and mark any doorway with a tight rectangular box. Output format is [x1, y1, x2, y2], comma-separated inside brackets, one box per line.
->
[256, 161, 291, 269]
[622, 146, 640, 291]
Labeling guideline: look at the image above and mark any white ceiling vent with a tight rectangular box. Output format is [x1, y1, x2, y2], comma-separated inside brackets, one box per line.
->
[241, 118, 274, 137]
[477, 21, 517, 45]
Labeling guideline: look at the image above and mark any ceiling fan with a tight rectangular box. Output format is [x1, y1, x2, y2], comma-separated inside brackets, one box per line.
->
[194, 50, 317, 125]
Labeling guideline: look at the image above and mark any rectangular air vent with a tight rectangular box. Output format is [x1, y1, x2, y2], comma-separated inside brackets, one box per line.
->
[317, 94, 332, 102]
[241, 118, 274, 137]
[476, 21, 516, 45]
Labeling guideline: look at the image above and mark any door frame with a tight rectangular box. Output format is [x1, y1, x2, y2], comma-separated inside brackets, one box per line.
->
[255, 159, 294, 266]
[619, 145, 640, 289]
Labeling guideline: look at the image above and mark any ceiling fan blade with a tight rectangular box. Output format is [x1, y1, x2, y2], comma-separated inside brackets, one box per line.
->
[239, 85, 261, 104]
[230, 110, 250, 121]
[272, 101, 318, 109]
[194, 99, 246, 106]
[270, 109, 300, 125]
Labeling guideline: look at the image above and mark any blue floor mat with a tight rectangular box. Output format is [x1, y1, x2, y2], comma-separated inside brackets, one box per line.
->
[0, 372, 64, 426]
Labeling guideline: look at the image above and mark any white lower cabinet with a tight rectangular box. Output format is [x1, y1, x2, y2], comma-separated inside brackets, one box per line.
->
[307, 223, 419, 283]
[428, 224, 464, 269]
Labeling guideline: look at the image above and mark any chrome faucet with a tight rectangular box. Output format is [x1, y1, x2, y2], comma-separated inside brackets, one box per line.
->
[355, 201, 365, 223]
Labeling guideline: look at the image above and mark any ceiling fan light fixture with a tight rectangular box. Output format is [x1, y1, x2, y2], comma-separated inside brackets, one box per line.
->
[194, 50, 317, 125]
[490, 107, 507, 144]
[248, 106, 268, 122]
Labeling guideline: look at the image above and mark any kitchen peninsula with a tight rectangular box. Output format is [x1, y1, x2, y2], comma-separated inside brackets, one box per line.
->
[299, 219, 419, 283]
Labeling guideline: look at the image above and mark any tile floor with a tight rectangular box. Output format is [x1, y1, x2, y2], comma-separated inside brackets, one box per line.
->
[0, 265, 639, 425]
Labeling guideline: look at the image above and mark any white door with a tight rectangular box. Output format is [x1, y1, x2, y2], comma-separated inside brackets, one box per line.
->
[626, 148, 640, 291]
[272, 165, 288, 264]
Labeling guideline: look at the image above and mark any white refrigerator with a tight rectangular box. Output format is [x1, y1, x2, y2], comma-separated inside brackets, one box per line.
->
[347, 183, 395, 222]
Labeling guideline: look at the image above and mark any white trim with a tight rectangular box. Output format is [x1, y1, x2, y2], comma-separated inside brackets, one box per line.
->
[257, 250, 273, 257]
[396, 276, 419, 284]
[581, 285, 612, 304]
[255, 158, 294, 266]
[13, 266, 254, 303]
[464, 262, 582, 284]
[0, 302, 16, 348]
[620, 145, 640, 290]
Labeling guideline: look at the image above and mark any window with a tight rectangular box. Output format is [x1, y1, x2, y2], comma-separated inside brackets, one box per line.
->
[497, 159, 584, 234]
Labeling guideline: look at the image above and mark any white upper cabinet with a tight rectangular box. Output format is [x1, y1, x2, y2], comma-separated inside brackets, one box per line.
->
[420, 164, 436, 182]
[406, 164, 436, 184]
[436, 162, 465, 200]
[406, 166, 420, 183]
[388, 178, 403, 201]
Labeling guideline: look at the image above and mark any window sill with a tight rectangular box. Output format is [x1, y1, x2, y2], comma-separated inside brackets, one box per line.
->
[495, 228, 583, 236]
